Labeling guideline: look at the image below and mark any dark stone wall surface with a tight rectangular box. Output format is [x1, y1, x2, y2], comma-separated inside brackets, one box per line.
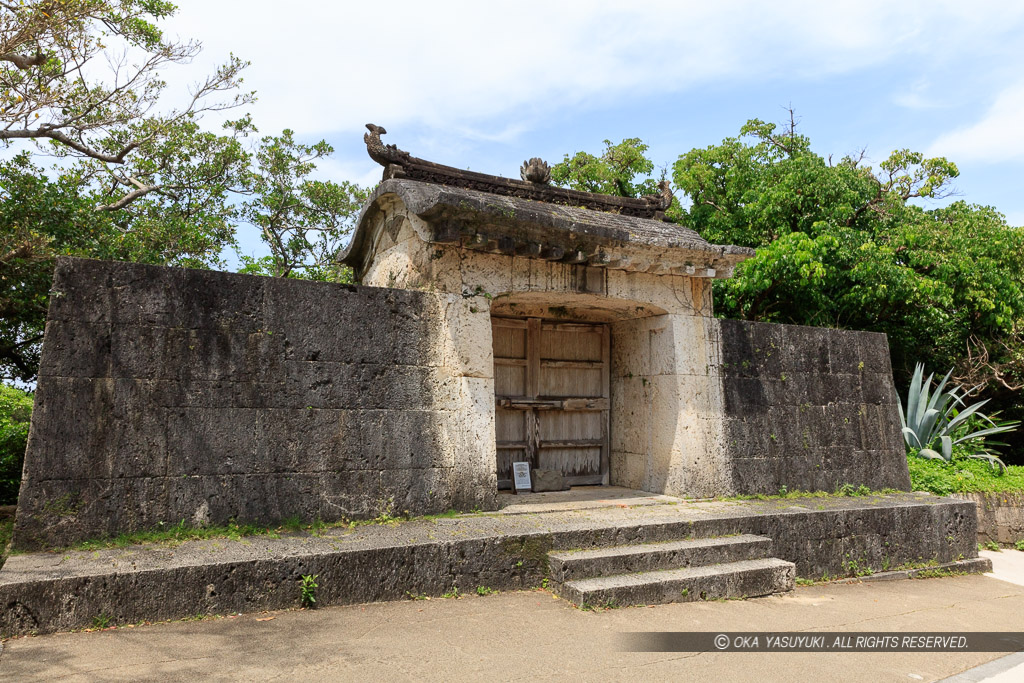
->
[0, 494, 977, 636]
[718, 319, 912, 494]
[13, 258, 491, 550]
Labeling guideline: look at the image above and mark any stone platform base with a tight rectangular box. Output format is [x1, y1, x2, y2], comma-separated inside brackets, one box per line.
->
[0, 492, 982, 636]
[951, 492, 1024, 545]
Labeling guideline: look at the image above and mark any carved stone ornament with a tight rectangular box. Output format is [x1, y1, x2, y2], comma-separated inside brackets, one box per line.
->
[649, 180, 674, 210]
[363, 124, 673, 220]
[363, 124, 411, 167]
[520, 158, 551, 184]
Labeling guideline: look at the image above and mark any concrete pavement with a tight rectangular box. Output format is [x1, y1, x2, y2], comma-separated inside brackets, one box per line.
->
[3, 553, 1024, 682]
[937, 550, 1024, 683]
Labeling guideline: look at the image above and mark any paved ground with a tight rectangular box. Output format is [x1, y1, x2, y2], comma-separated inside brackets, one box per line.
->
[3, 553, 1024, 682]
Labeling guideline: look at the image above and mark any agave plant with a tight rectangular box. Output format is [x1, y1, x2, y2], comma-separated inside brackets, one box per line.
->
[897, 363, 1019, 473]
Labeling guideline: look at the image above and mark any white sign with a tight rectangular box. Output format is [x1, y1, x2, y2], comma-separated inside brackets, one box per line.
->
[512, 462, 532, 492]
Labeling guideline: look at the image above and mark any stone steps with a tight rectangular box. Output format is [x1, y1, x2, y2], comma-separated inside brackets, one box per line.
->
[548, 534, 773, 583]
[549, 534, 795, 606]
[557, 557, 796, 607]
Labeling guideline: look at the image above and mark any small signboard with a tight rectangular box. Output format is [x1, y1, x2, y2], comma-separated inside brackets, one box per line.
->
[512, 461, 532, 493]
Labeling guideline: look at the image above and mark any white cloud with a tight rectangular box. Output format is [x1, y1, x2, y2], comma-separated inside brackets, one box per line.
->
[161, 1, 1024, 141]
[892, 79, 946, 110]
[927, 82, 1024, 163]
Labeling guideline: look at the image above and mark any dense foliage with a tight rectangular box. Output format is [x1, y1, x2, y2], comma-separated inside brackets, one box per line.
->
[553, 120, 1024, 459]
[672, 120, 1024, 388]
[237, 130, 368, 281]
[0, 2, 363, 383]
[908, 456, 1024, 495]
[0, 384, 32, 504]
[550, 138, 664, 198]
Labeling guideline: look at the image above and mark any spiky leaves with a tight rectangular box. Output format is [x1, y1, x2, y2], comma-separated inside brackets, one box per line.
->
[899, 362, 1019, 472]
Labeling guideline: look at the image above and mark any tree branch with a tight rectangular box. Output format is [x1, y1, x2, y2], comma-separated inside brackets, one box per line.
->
[0, 126, 140, 162]
[0, 50, 45, 69]
[94, 181, 178, 211]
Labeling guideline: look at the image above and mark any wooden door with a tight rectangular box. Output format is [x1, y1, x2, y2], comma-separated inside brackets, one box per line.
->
[492, 317, 610, 489]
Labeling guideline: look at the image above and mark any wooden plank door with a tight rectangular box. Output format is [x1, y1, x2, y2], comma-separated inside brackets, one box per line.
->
[492, 317, 610, 489]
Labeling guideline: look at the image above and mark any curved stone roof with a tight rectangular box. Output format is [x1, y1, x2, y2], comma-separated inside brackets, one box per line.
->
[342, 179, 754, 276]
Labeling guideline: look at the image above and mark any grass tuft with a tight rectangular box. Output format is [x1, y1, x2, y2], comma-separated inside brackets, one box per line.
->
[57, 509, 474, 553]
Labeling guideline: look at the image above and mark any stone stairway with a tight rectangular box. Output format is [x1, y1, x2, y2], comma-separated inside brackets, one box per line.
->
[548, 534, 795, 607]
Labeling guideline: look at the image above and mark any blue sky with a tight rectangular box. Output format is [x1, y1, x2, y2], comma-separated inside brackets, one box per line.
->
[161, 1, 1024, 262]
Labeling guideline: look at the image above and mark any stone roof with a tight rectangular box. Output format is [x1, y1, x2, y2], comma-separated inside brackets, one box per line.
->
[342, 179, 754, 278]
[359, 123, 673, 219]
[342, 125, 755, 279]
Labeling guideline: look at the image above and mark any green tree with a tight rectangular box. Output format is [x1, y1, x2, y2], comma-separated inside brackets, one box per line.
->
[0, 1, 250, 168]
[555, 120, 1024, 455]
[0, 1, 253, 381]
[551, 138, 662, 198]
[673, 118, 1024, 384]
[1, 141, 251, 379]
[0, 383, 32, 504]
[237, 130, 368, 282]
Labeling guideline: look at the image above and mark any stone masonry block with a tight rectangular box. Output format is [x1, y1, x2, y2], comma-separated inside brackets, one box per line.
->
[164, 407, 259, 476]
[22, 377, 115, 480]
[719, 320, 910, 495]
[827, 332, 863, 374]
[37, 320, 111, 378]
[47, 257, 114, 323]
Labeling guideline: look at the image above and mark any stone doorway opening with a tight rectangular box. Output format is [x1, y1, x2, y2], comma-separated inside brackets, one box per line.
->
[491, 317, 610, 489]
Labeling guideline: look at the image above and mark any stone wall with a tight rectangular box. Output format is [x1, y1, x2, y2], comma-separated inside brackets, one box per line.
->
[606, 316, 910, 498]
[718, 319, 911, 494]
[14, 256, 913, 549]
[0, 493, 978, 636]
[13, 258, 497, 550]
[952, 492, 1024, 544]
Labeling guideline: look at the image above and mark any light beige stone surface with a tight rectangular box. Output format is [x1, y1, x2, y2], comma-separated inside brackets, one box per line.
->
[358, 192, 739, 500]
[356, 194, 757, 499]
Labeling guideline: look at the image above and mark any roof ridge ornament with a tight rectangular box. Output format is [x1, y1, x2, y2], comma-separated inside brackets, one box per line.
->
[364, 123, 410, 167]
[362, 124, 672, 220]
[520, 158, 551, 184]
[649, 180, 673, 210]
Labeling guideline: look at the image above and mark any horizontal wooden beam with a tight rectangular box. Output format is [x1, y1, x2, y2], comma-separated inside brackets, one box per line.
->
[541, 359, 603, 369]
[561, 398, 609, 411]
[495, 397, 609, 411]
[491, 318, 528, 329]
[539, 439, 604, 449]
[541, 322, 603, 332]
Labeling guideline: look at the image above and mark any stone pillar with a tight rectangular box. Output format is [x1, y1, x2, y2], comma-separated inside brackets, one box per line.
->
[434, 293, 498, 510]
[610, 312, 734, 499]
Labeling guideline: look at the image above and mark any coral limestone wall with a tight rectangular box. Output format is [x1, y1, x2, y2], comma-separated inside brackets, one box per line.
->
[13, 258, 495, 549]
[717, 319, 911, 494]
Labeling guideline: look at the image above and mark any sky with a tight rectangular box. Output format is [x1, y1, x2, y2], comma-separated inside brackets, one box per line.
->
[157, 0, 1024, 262]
